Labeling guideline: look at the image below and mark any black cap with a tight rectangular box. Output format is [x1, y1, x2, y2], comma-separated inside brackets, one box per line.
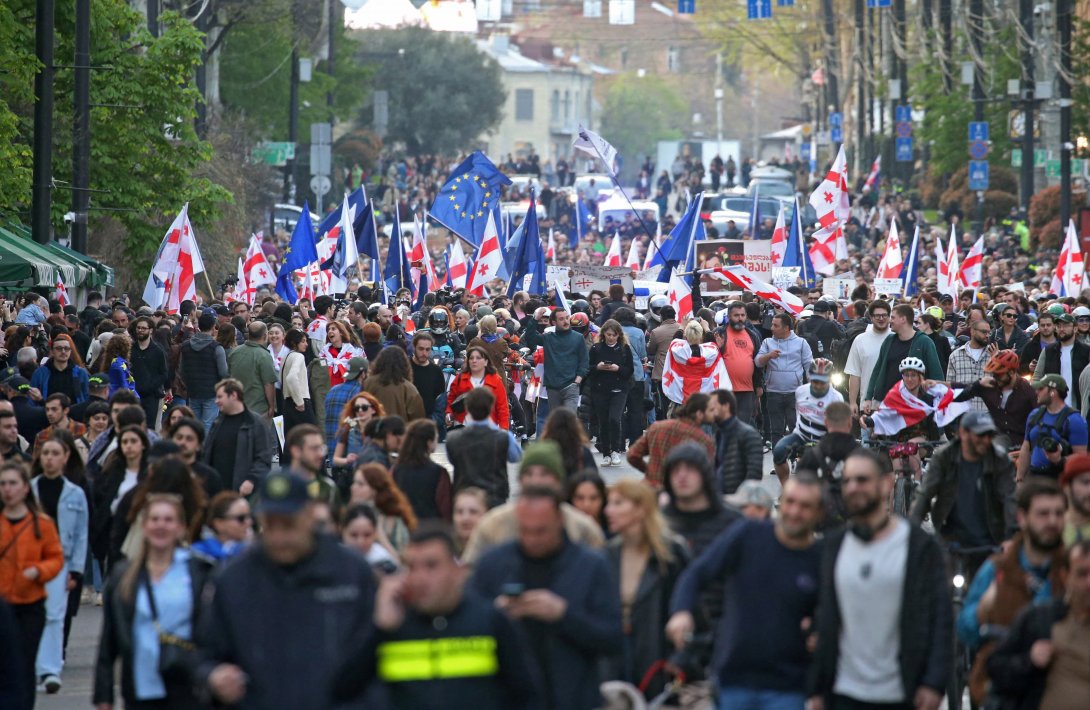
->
[255, 473, 310, 515]
[940, 294, 954, 303]
[0, 366, 17, 384]
[8, 376, 31, 393]
[813, 300, 833, 314]
[88, 374, 108, 388]
[211, 304, 231, 317]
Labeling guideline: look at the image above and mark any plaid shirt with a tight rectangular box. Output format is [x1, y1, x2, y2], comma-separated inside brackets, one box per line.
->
[947, 344, 991, 412]
[323, 381, 362, 451]
[626, 418, 714, 488]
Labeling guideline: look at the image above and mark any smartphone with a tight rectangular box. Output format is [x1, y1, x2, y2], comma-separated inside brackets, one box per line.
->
[499, 582, 525, 597]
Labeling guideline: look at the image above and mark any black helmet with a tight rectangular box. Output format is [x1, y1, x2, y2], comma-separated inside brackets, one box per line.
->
[649, 294, 669, 315]
[570, 299, 591, 315]
[635, 313, 648, 331]
[709, 300, 728, 312]
[428, 310, 450, 333]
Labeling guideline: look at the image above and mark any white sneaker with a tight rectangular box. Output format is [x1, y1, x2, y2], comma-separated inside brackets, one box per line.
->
[42, 674, 61, 694]
[610, 453, 623, 466]
[602, 454, 613, 467]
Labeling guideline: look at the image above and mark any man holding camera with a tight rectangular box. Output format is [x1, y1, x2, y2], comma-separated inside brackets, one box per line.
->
[1017, 374, 1089, 483]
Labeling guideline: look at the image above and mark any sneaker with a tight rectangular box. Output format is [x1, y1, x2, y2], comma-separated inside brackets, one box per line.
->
[94, 592, 103, 607]
[602, 454, 613, 467]
[610, 452, 623, 466]
[42, 674, 61, 694]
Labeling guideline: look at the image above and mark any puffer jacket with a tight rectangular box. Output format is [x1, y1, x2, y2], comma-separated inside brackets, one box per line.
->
[715, 417, 764, 494]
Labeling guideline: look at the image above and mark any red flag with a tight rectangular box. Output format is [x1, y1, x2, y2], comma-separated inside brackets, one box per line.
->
[706, 265, 805, 315]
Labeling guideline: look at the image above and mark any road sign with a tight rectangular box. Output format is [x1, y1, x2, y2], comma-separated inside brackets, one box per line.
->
[968, 160, 989, 191]
[678, 0, 695, 12]
[800, 142, 811, 161]
[895, 137, 913, 162]
[251, 142, 295, 167]
[830, 127, 843, 143]
[310, 175, 331, 198]
[896, 121, 913, 138]
[867, 0, 891, 7]
[969, 140, 989, 160]
[895, 105, 912, 122]
[968, 121, 989, 142]
[829, 112, 843, 128]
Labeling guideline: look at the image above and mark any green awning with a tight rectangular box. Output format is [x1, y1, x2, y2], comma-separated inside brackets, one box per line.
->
[0, 227, 62, 287]
[44, 242, 114, 288]
[0, 227, 89, 287]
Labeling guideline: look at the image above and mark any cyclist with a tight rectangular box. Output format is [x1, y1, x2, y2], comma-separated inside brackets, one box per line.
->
[949, 348, 1036, 449]
[798, 400, 857, 527]
[771, 359, 843, 487]
[860, 356, 943, 481]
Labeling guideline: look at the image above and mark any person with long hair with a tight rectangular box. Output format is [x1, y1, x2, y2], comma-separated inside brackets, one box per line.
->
[281, 328, 316, 432]
[603, 479, 689, 699]
[348, 463, 417, 555]
[91, 425, 149, 572]
[29, 431, 90, 693]
[393, 420, 451, 522]
[191, 491, 251, 562]
[3, 325, 32, 369]
[340, 503, 398, 569]
[588, 319, 634, 466]
[331, 392, 385, 470]
[93, 495, 213, 708]
[467, 315, 511, 386]
[565, 472, 608, 534]
[113, 457, 207, 566]
[321, 321, 364, 387]
[363, 346, 425, 422]
[99, 333, 138, 399]
[452, 487, 489, 556]
[445, 346, 509, 429]
[0, 461, 64, 707]
[30, 333, 91, 404]
[215, 322, 237, 353]
[541, 407, 598, 478]
[161, 404, 196, 437]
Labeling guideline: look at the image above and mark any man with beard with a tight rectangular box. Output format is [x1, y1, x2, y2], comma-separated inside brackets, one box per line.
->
[1035, 313, 1090, 410]
[844, 300, 891, 419]
[1020, 311, 1057, 374]
[957, 479, 1068, 704]
[808, 449, 950, 710]
[127, 316, 169, 429]
[949, 349, 1036, 449]
[1017, 375, 1088, 482]
[721, 301, 762, 425]
[1061, 454, 1090, 546]
[946, 318, 994, 413]
[666, 474, 824, 709]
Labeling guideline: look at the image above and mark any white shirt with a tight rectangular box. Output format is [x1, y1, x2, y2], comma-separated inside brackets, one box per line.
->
[965, 346, 985, 362]
[834, 518, 910, 703]
[1061, 344, 1075, 407]
[112, 469, 140, 514]
[844, 326, 891, 405]
[793, 384, 845, 441]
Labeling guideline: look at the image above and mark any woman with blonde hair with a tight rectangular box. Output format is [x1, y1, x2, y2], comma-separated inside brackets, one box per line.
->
[467, 314, 510, 385]
[603, 479, 689, 699]
[99, 332, 138, 398]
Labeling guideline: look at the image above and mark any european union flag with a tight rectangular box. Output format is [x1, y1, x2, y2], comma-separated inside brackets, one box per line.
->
[430, 151, 512, 247]
[276, 201, 320, 304]
[316, 187, 368, 242]
[782, 198, 816, 288]
[383, 210, 412, 304]
[650, 192, 705, 281]
[355, 201, 382, 284]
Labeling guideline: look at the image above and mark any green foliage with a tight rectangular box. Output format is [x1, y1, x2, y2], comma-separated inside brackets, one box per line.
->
[0, 2, 39, 217]
[600, 74, 686, 171]
[939, 164, 1019, 223]
[353, 27, 504, 155]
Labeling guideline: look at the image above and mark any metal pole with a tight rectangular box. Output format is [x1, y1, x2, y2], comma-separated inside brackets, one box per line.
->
[72, 0, 91, 254]
[821, 0, 840, 110]
[194, 6, 207, 137]
[148, 0, 159, 37]
[1059, 0, 1072, 230]
[327, 0, 336, 117]
[1019, 0, 1035, 210]
[31, 0, 55, 245]
[284, 48, 299, 203]
[970, 0, 985, 233]
[855, 0, 865, 176]
[939, 0, 952, 92]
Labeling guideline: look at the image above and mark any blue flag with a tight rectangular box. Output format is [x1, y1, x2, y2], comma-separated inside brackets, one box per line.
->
[568, 197, 593, 251]
[383, 211, 412, 304]
[901, 224, 921, 297]
[748, 187, 761, 238]
[316, 187, 368, 242]
[354, 202, 382, 285]
[651, 192, 705, 281]
[507, 191, 546, 296]
[276, 201, 320, 304]
[782, 198, 816, 288]
[429, 151, 512, 246]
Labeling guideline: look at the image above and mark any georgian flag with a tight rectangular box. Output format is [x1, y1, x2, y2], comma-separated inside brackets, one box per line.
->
[409, 216, 439, 297]
[870, 382, 970, 436]
[546, 228, 557, 263]
[55, 278, 69, 308]
[807, 144, 849, 231]
[769, 207, 787, 267]
[1053, 219, 1087, 296]
[667, 267, 693, 323]
[447, 239, 469, 289]
[809, 224, 846, 276]
[944, 227, 961, 298]
[876, 220, 904, 279]
[960, 235, 984, 290]
[625, 235, 641, 270]
[862, 155, 881, 193]
[661, 339, 732, 404]
[467, 212, 503, 296]
[142, 203, 206, 313]
[703, 264, 805, 315]
[604, 232, 623, 267]
[320, 342, 364, 380]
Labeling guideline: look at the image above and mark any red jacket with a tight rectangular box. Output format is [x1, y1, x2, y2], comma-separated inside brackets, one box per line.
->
[446, 371, 509, 429]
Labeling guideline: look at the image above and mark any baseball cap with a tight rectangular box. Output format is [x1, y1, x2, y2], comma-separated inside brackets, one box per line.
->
[940, 294, 954, 303]
[345, 357, 368, 381]
[7, 376, 31, 393]
[136, 306, 154, 316]
[813, 300, 833, 314]
[1055, 312, 1075, 324]
[926, 306, 945, 320]
[0, 366, 17, 384]
[726, 481, 774, 511]
[1034, 374, 1069, 393]
[88, 374, 108, 388]
[255, 473, 311, 515]
[211, 304, 231, 317]
[960, 411, 998, 435]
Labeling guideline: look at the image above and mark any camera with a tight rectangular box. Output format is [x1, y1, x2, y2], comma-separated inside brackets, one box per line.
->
[1038, 436, 1068, 455]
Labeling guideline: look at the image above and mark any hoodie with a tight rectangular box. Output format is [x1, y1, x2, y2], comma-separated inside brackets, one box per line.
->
[756, 332, 814, 393]
[178, 332, 228, 400]
[661, 441, 740, 558]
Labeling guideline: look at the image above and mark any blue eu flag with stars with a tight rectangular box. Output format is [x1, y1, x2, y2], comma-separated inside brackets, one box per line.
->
[430, 151, 512, 247]
[276, 201, 319, 304]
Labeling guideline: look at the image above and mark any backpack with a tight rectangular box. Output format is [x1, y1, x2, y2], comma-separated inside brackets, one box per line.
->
[832, 319, 871, 372]
[1029, 406, 1077, 454]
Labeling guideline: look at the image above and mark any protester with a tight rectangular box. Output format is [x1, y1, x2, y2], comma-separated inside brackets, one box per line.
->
[445, 387, 521, 507]
[756, 313, 814, 447]
[452, 487, 489, 556]
[627, 393, 715, 489]
[347, 462, 417, 554]
[362, 346, 425, 422]
[202, 378, 274, 496]
[565, 471, 608, 534]
[191, 491, 252, 562]
[445, 346, 508, 429]
[540, 406, 598, 479]
[392, 419, 451, 522]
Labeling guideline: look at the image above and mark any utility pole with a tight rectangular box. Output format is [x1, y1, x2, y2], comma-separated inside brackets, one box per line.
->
[1059, 0, 1073, 229]
[194, 7, 208, 137]
[284, 47, 300, 203]
[855, 0, 866, 174]
[970, 0, 986, 232]
[939, 0, 952, 92]
[148, 0, 159, 37]
[821, 0, 840, 111]
[1019, 0, 1035, 210]
[327, 0, 336, 118]
[71, 0, 91, 254]
[31, 0, 55, 245]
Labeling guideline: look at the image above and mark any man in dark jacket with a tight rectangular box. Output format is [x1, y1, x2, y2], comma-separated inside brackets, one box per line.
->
[471, 486, 621, 710]
[198, 472, 376, 708]
[335, 526, 543, 708]
[986, 540, 1090, 710]
[799, 401, 858, 528]
[1034, 312, 1090, 411]
[662, 440, 741, 558]
[128, 316, 169, 429]
[594, 284, 630, 326]
[446, 388, 521, 508]
[542, 309, 589, 411]
[202, 378, 273, 496]
[709, 389, 763, 494]
[178, 313, 229, 434]
[807, 448, 951, 710]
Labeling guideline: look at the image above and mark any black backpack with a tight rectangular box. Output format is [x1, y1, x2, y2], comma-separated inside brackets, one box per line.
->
[832, 319, 871, 372]
[1029, 406, 1077, 454]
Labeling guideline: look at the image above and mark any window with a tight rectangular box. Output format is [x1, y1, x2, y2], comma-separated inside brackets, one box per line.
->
[667, 46, 680, 73]
[563, 90, 571, 120]
[609, 0, 635, 25]
[551, 90, 560, 121]
[583, 0, 602, 17]
[515, 89, 534, 121]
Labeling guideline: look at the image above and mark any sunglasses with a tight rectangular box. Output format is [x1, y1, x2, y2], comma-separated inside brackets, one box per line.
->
[224, 513, 251, 523]
[354, 403, 372, 412]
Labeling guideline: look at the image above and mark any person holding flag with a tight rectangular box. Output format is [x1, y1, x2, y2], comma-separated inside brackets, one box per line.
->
[276, 201, 320, 305]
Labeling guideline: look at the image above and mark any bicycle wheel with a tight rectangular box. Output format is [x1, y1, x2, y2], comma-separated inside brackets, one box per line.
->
[892, 476, 911, 517]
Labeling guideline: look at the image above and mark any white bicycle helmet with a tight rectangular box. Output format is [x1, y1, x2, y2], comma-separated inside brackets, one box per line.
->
[1074, 306, 1090, 318]
[899, 356, 926, 374]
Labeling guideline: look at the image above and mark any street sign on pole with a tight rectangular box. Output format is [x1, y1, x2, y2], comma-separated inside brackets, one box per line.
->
[830, 127, 843, 143]
[896, 121, 913, 138]
[310, 175, 331, 198]
[968, 121, 989, 142]
[829, 112, 843, 128]
[252, 142, 295, 167]
[895, 137, 913, 162]
[969, 141, 989, 160]
[800, 142, 811, 161]
[968, 160, 989, 191]
[895, 105, 912, 122]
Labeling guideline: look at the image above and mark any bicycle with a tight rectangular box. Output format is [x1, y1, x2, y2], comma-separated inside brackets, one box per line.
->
[945, 542, 1000, 710]
[861, 438, 944, 517]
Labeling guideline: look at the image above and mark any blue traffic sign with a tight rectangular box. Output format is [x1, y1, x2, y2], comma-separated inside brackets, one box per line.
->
[968, 160, 989, 191]
[831, 127, 843, 143]
[829, 112, 843, 128]
[800, 142, 811, 161]
[678, 0, 696, 13]
[969, 140, 989, 160]
[867, 0, 892, 6]
[968, 121, 989, 142]
[895, 137, 913, 162]
[896, 121, 913, 138]
[747, 0, 772, 19]
[895, 105, 912, 122]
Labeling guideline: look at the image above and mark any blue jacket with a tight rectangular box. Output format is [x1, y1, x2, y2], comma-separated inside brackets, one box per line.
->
[622, 325, 647, 382]
[471, 539, 622, 710]
[30, 362, 90, 404]
[107, 357, 138, 399]
[31, 475, 88, 570]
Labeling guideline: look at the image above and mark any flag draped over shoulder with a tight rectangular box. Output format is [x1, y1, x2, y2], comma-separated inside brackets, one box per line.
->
[870, 382, 969, 435]
[429, 151, 512, 247]
[661, 339, 732, 404]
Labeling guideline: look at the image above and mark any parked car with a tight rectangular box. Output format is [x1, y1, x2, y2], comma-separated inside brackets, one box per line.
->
[271, 203, 319, 232]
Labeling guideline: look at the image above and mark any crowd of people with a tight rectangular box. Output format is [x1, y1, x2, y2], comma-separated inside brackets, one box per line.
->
[0, 154, 1088, 709]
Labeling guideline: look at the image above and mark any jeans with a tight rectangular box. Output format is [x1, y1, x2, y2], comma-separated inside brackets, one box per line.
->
[141, 396, 162, 432]
[592, 390, 627, 455]
[36, 561, 66, 677]
[546, 382, 580, 412]
[718, 686, 806, 710]
[432, 392, 448, 442]
[189, 398, 219, 435]
[831, 695, 912, 710]
[536, 396, 550, 436]
[772, 431, 808, 466]
[765, 391, 796, 446]
[14, 600, 44, 707]
[734, 390, 757, 427]
[623, 380, 646, 446]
